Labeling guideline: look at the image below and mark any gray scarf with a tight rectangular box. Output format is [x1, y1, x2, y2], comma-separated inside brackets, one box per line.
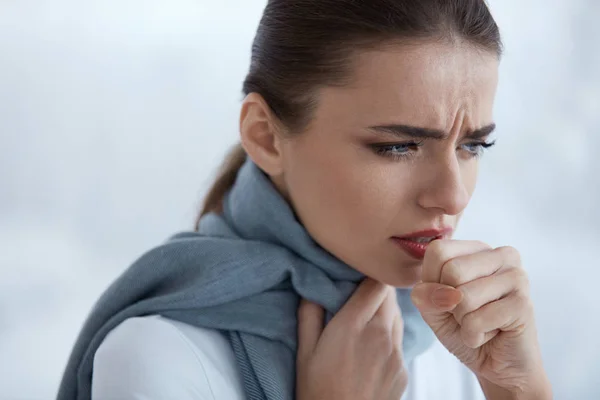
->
[57, 159, 434, 400]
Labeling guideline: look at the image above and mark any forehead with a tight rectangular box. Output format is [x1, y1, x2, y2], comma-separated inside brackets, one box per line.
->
[318, 42, 499, 130]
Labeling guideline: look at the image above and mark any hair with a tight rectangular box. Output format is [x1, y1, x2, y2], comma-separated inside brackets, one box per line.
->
[196, 0, 502, 230]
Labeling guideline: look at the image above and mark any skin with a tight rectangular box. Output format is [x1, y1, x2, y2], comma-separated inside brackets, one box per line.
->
[242, 41, 496, 288]
[297, 281, 407, 400]
[239, 41, 552, 399]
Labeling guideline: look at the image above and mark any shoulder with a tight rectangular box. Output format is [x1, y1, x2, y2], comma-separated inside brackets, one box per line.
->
[403, 340, 485, 400]
[92, 315, 245, 400]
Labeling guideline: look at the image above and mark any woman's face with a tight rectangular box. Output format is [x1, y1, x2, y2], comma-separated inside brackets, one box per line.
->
[278, 42, 499, 287]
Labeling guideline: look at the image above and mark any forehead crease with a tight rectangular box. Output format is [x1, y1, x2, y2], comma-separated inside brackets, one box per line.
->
[322, 44, 497, 128]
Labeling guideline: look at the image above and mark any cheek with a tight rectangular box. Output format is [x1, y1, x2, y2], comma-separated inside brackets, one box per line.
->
[284, 145, 410, 246]
[286, 151, 371, 229]
[463, 160, 480, 196]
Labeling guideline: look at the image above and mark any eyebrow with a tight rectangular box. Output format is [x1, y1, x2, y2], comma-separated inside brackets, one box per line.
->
[367, 123, 496, 140]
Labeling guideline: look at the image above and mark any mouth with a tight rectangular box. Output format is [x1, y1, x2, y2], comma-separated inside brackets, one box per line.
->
[403, 236, 439, 244]
[391, 228, 452, 260]
[391, 236, 439, 260]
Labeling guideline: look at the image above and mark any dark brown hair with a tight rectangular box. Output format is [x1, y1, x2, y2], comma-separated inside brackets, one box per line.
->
[196, 0, 502, 229]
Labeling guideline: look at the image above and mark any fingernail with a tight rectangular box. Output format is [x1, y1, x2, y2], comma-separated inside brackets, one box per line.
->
[431, 287, 462, 310]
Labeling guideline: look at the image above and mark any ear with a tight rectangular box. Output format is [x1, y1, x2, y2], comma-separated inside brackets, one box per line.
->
[239, 93, 285, 176]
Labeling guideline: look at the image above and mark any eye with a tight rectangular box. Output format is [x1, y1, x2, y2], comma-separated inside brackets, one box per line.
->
[459, 140, 496, 158]
[370, 141, 424, 160]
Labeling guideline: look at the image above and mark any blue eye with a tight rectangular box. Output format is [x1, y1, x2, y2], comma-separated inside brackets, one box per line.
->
[460, 141, 496, 157]
[370, 140, 496, 161]
[382, 144, 411, 154]
[371, 141, 424, 160]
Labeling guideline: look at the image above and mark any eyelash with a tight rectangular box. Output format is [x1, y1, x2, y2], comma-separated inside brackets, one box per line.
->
[371, 140, 497, 160]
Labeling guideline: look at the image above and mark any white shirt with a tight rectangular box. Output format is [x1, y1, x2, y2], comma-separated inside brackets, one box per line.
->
[92, 315, 486, 400]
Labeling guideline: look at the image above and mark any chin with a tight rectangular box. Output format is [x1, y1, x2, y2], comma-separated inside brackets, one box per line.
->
[378, 264, 422, 288]
[390, 275, 421, 288]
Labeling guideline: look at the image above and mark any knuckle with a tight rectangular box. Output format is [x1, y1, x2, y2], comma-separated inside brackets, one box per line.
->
[373, 337, 393, 355]
[453, 309, 467, 326]
[475, 240, 493, 250]
[497, 246, 521, 265]
[391, 345, 403, 360]
[510, 267, 530, 292]
[509, 292, 533, 326]
[519, 272, 531, 292]
[367, 320, 391, 341]
[514, 289, 531, 308]
[440, 259, 463, 286]
[455, 289, 474, 318]
[427, 240, 447, 261]
[386, 348, 402, 370]
[460, 327, 482, 349]
[462, 311, 483, 334]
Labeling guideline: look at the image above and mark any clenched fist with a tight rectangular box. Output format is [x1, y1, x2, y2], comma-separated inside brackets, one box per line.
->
[410, 240, 552, 399]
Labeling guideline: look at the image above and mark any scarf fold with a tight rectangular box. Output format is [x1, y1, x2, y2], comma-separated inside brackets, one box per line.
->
[57, 159, 434, 400]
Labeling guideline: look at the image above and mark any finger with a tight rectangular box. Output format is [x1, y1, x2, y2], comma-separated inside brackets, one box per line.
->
[439, 246, 522, 288]
[452, 267, 526, 325]
[335, 278, 388, 327]
[378, 307, 406, 398]
[460, 329, 500, 349]
[411, 282, 461, 338]
[297, 298, 325, 361]
[411, 282, 464, 313]
[371, 286, 398, 332]
[422, 240, 492, 284]
[383, 315, 407, 395]
[460, 293, 531, 348]
[392, 303, 404, 348]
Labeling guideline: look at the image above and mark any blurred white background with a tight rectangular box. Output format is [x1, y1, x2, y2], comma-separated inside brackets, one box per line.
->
[0, 1, 598, 399]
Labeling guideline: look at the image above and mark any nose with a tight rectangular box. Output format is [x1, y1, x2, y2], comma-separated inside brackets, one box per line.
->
[416, 155, 471, 216]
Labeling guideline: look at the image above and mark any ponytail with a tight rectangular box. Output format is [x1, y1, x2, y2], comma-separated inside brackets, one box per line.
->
[195, 143, 247, 230]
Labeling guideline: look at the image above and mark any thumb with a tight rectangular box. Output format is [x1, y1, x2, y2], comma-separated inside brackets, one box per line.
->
[297, 298, 324, 361]
[410, 282, 463, 314]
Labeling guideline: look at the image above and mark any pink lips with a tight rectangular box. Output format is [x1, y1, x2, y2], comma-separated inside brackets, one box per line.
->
[392, 238, 432, 259]
[391, 228, 453, 260]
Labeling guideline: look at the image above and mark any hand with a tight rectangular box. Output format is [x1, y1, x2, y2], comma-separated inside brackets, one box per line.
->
[410, 240, 552, 399]
[296, 278, 407, 400]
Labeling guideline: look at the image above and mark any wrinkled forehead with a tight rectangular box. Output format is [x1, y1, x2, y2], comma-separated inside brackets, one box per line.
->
[317, 42, 499, 132]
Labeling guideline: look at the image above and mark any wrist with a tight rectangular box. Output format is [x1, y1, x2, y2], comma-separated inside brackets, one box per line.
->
[479, 375, 552, 400]
[511, 381, 553, 400]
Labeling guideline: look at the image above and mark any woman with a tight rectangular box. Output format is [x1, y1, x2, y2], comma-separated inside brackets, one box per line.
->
[58, 0, 552, 399]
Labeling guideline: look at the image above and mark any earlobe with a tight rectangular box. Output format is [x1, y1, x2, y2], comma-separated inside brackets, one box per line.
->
[239, 93, 285, 176]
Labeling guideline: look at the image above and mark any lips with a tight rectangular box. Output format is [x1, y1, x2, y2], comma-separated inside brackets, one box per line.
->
[398, 228, 453, 240]
[392, 237, 438, 259]
[392, 227, 453, 259]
